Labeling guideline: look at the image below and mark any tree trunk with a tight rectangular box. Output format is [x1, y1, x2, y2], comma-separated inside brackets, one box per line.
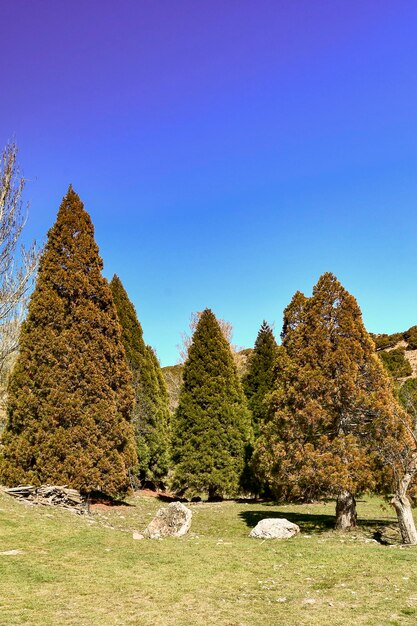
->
[391, 469, 417, 545]
[335, 490, 357, 530]
[207, 485, 222, 502]
[391, 493, 417, 544]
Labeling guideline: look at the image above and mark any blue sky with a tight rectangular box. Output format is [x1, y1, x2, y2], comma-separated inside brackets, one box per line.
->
[1, 1, 417, 365]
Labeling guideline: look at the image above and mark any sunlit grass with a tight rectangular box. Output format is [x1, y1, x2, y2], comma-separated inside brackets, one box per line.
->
[1, 492, 417, 625]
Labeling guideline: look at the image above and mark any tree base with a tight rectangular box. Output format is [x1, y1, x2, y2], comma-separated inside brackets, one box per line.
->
[335, 490, 357, 530]
[391, 494, 417, 545]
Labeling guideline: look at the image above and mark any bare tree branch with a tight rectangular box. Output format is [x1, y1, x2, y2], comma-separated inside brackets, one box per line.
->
[0, 143, 41, 377]
[177, 310, 236, 363]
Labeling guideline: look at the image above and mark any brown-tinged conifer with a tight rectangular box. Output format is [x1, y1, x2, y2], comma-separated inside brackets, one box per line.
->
[0, 188, 137, 497]
[255, 273, 400, 528]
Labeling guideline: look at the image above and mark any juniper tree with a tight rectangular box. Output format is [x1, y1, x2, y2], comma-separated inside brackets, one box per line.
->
[255, 273, 400, 529]
[0, 187, 137, 497]
[110, 275, 170, 487]
[172, 308, 252, 500]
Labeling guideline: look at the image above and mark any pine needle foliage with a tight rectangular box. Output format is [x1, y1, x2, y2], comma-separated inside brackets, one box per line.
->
[110, 275, 170, 487]
[172, 309, 252, 499]
[243, 321, 278, 437]
[0, 188, 137, 497]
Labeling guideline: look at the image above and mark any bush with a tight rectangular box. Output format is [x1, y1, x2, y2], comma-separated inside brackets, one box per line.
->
[404, 326, 417, 350]
[371, 332, 402, 351]
[378, 348, 412, 379]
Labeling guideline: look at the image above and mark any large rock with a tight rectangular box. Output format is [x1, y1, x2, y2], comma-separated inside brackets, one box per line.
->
[143, 501, 192, 539]
[249, 518, 300, 539]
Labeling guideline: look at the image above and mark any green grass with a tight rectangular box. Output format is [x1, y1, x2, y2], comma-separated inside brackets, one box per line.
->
[1, 492, 417, 625]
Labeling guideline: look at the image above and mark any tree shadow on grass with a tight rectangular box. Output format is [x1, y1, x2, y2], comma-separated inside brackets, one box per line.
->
[239, 507, 394, 535]
[89, 492, 133, 507]
[156, 493, 188, 503]
[239, 509, 334, 533]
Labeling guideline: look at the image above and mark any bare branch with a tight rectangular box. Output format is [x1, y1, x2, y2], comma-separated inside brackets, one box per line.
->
[0, 143, 41, 375]
[177, 310, 236, 363]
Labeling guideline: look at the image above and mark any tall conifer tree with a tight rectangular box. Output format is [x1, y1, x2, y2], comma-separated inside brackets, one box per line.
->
[255, 273, 398, 528]
[172, 309, 252, 499]
[0, 188, 137, 497]
[243, 321, 278, 437]
[110, 275, 170, 487]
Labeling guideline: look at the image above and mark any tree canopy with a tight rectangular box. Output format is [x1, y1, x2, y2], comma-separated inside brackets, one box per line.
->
[0, 188, 137, 497]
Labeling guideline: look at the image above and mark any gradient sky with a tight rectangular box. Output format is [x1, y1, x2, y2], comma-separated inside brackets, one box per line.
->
[1, 1, 417, 365]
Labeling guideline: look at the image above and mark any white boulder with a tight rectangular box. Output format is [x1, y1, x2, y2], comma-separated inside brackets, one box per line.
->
[249, 518, 300, 539]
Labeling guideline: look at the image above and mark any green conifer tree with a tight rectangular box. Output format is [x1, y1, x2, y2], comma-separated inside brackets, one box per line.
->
[0, 188, 137, 497]
[243, 321, 278, 437]
[255, 273, 398, 528]
[172, 309, 252, 499]
[110, 275, 170, 487]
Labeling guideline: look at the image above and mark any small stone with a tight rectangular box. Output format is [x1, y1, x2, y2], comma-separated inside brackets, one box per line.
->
[132, 531, 144, 540]
[0, 549, 23, 556]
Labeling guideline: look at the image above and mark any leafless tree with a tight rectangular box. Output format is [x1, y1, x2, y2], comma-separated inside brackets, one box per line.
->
[0, 142, 40, 376]
[177, 310, 236, 363]
[162, 366, 183, 413]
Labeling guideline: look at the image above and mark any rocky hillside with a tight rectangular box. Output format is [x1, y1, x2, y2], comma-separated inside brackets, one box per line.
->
[162, 328, 417, 413]
[371, 326, 417, 381]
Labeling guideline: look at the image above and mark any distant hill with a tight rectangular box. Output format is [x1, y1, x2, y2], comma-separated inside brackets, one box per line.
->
[371, 326, 417, 381]
[162, 328, 417, 412]
[161, 364, 184, 413]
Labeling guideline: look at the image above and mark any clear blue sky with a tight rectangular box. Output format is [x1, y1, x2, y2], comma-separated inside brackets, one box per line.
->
[2, 1, 417, 365]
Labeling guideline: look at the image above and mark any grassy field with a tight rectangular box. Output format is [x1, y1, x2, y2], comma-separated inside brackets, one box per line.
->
[1, 491, 417, 625]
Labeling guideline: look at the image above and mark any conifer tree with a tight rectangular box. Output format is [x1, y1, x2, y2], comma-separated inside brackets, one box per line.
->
[243, 321, 278, 437]
[0, 188, 137, 497]
[110, 275, 170, 487]
[255, 273, 399, 528]
[172, 309, 252, 499]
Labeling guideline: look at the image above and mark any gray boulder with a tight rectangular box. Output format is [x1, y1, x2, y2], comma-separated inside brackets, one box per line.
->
[143, 501, 192, 539]
[249, 518, 300, 539]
